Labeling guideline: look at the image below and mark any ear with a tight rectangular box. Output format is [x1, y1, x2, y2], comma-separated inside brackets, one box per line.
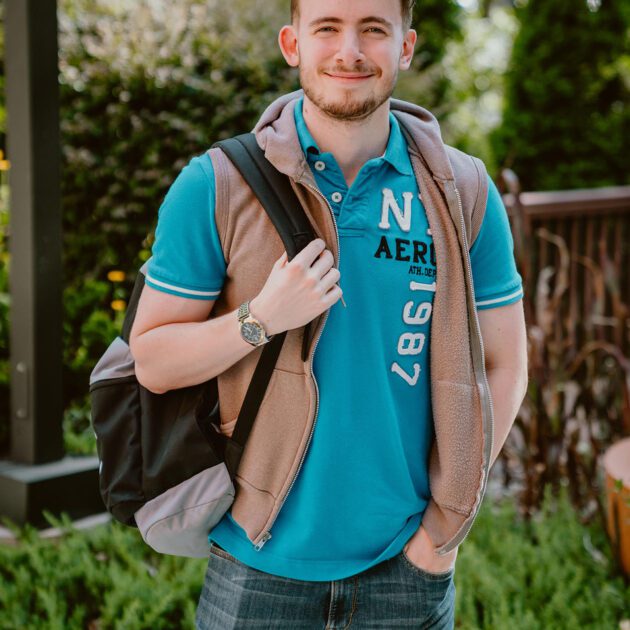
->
[399, 29, 417, 71]
[278, 25, 300, 67]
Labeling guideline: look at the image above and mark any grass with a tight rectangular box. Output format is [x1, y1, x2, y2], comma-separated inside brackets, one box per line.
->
[0, 484, 628, 629]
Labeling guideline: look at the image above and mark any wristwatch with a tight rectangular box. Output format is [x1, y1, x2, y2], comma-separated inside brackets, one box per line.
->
[238, 300, 274, 347]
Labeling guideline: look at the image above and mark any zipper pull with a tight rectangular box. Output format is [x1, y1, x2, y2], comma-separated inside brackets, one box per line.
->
[253, 531, 272, 551]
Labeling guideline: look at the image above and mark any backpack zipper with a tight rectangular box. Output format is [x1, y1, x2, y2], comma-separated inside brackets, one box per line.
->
[253, 182, 341, 551]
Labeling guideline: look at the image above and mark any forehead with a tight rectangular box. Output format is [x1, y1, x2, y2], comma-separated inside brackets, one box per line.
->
[297, 0, 402, 25]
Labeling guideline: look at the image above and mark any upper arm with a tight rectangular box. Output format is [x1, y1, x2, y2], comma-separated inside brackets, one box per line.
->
[477, 299, 527, 374]
[470, 175, 524, 310]
[144, 153, 226, 301]
[471, 175, 526, 374]
[129, 284, 217, 355]
[129, 152, 227, 353]
[128, 286, 217, 393]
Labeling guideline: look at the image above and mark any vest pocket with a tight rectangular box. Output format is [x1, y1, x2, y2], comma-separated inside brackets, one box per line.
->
[235, 368, 311, 499]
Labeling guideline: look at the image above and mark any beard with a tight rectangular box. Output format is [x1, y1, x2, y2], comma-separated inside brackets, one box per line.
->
[300, 64, 398, 122]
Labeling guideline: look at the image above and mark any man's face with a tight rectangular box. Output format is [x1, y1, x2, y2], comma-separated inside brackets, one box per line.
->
[284, 0, 415, 121]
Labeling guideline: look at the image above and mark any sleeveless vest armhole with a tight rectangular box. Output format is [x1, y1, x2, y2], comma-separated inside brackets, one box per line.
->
[446, 147, 488, 251]
[207, 147, 232, 265]
[469, 156, 488, 250]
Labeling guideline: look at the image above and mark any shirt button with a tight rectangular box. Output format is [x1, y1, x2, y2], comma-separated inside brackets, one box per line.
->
[331, 192, 343, 203]
[314, 160, 326, 171]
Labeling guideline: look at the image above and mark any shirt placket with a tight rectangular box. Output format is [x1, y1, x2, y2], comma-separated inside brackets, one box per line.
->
[309, 154, 348, 223]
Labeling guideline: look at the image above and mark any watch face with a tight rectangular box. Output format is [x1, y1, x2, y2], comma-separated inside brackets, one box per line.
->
[241, 322, 263, 344]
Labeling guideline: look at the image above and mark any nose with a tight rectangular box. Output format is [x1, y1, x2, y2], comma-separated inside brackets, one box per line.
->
[335, 30, 366, 67]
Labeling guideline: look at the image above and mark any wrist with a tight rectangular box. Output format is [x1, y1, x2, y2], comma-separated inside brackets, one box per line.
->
[248, 297, 275, 337]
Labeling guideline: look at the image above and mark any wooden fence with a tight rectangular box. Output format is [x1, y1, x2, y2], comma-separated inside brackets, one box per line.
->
[499, 170, 630, 359]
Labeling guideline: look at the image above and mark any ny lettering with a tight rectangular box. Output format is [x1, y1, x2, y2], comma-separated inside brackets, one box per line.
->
[378, 188, 422, 233]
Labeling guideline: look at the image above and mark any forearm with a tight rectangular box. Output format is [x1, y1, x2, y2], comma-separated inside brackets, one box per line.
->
[132, 305, 258, 394]
[486, 365, 528, 467]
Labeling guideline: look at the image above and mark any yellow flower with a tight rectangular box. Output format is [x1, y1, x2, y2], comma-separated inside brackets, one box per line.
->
[107, 270, 126, 282]
[111, 300, 126, 311]
[0, 160, 10, 171]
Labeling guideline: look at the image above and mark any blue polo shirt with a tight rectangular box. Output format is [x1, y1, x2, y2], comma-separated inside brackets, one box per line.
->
[146, 97, 523, 581]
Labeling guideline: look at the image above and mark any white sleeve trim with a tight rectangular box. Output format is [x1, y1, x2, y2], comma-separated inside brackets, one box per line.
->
[145, 273, 221, 297]
[475, 287, 523, 307]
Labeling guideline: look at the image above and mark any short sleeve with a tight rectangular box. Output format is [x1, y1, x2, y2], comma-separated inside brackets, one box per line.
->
[145, 154, 227, 300]
[470, 174, 524, 310]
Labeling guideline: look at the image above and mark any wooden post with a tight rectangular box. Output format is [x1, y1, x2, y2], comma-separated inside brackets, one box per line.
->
[0, 0, 101, 527]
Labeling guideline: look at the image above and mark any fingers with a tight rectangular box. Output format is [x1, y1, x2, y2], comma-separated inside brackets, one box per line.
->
[309, 248, 335, 278]
[319, 266, 341, 292]
[275, 251, 288, 267]
[322, 283, 343, 308]
[291, 238, 327, 269]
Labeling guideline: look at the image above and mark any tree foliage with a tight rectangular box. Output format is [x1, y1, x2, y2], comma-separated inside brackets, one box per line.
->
[492, 0, 630, 190]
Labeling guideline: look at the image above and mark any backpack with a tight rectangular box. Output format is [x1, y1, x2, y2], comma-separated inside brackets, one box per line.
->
[88, 133, 317, 558]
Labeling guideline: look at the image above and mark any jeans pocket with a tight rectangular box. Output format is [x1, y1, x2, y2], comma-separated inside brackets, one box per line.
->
[399, 548, 455, 581]
[209, 541, 240, 565]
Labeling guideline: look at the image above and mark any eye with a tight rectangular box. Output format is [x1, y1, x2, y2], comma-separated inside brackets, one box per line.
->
[315, 26, 337, 33]
[366, 27, 386, 34]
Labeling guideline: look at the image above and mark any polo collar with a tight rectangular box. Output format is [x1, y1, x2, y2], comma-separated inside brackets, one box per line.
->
[253, 89, 456, 184]
[293, 96, 413, 177]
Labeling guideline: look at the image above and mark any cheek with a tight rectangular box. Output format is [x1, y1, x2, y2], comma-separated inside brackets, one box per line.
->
[371, 45, 400, 69]
[302, 39, 348, 63]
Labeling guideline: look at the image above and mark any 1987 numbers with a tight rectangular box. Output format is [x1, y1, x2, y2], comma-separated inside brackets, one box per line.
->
[391, 280, 436, 386]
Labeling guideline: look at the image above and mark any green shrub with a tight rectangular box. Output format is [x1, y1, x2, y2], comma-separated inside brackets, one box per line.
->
[57, 0, 299, 415]
[0, 512, 206, 629]
[455, 483, 630, 629]
[0, 484, 627, 629]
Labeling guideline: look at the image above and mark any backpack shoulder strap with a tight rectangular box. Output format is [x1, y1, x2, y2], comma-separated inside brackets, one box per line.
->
[211, 133, 315, 260]
[206, 133, 316, 467]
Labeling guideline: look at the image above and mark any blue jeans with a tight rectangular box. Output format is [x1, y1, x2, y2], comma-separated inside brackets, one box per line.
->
[195, 542, 456, 629]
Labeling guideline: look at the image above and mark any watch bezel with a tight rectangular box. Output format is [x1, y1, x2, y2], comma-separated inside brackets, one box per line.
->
[241, 320, 265, 345]
[238, 300, 273, 346]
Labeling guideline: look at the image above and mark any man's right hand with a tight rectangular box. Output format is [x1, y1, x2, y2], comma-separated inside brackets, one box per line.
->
[249, 238, 342, 336]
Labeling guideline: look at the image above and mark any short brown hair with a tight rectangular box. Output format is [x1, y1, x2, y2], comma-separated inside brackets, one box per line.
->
[290, 0, 415, 31]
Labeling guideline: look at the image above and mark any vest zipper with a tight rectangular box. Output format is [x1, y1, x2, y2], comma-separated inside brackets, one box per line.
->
[434, 183, 496, 555]
[253, 183, 341, 551]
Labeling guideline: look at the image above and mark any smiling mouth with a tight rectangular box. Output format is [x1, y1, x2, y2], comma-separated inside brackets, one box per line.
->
[324, 73, 374, 81]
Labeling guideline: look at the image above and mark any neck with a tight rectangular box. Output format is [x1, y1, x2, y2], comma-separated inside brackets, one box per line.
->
[302, 95, 391, 187]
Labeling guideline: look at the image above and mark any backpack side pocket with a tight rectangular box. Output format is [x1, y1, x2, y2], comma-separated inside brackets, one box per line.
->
[89, 336, 144, 525]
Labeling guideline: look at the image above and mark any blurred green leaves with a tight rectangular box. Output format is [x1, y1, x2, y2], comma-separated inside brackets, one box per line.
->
[492, 0, 629, 190]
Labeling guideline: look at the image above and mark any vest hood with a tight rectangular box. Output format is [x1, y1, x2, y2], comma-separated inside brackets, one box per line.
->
[252, 88, 456, 183]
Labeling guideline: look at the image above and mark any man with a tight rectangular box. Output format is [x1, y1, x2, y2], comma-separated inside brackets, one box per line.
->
[130, 0, 528, 627]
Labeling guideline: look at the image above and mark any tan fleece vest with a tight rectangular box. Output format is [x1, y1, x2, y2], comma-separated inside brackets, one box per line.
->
[206, 90, 495, 556]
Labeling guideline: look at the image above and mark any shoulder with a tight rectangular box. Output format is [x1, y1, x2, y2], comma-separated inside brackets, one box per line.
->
[159, 153, 216, 212]
[178, 153, 216, 190]
[444, 145, 489, 248]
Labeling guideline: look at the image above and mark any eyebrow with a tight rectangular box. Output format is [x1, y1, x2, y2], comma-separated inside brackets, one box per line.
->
[308, 16, 394, 30]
